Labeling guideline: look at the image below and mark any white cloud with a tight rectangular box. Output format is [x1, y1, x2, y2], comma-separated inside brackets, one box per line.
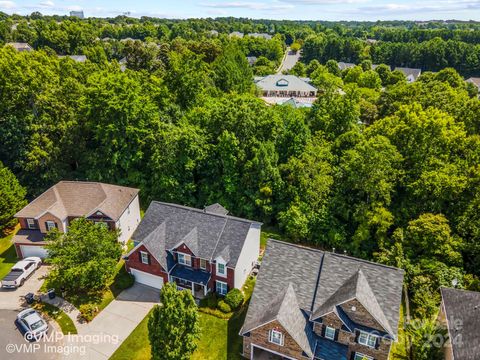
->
[38, 0, 54, 7]
[0, 0, 15, 9]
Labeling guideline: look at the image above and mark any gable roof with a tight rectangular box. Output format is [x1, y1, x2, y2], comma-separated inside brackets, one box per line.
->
[15, 181, 139, 222]
[242, 240, 404, 342]
[338, 62, 356, 70]
[466, 77, 480, 88]
[311, 269, 394, 336]
[441, 287, 480, 360]
[6, 42, 33, 51]
[59, 55, 87, 62]
[254, 75, 317, 93]
[394, 67, 422, 80]
[131, 201, 260, 267]
[204, 203, 229, 215]
[242, 283, 316, 358]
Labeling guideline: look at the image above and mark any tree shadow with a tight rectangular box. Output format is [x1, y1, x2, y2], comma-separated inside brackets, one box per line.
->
[227, 301, 249, 359]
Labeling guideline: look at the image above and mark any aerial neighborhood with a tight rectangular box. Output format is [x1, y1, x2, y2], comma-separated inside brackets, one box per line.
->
[0, 8, 480, 360]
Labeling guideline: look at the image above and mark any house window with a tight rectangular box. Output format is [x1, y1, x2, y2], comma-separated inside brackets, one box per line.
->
[140, 251, 149, 265]
[27, 218, 36, 229]
[200, 259, 207, 270]
[178, 253, 191, 266]
[269, 329, 284, 346]
[325, 326, 336, 340]
[354, 353, 373, 360]
[216, 281, 227, 296]
[217, 262, 226, 276]
[358, 331, 377, 348]
[45, 221, 56, 231]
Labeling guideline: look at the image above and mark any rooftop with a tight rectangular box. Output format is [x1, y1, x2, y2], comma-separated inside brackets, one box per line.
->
[254, 75, 317, 93]
[15, 181, 139, 222]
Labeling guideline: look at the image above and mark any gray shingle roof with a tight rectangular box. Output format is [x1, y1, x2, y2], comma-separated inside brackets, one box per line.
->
[394, 67, 422, 80]
[254, 75, 317, 93]
[242, 283, 316, 358]
[338, 62, 356, 70]
[131, 201, 259, 267]
[242, 240, 404, 342]
[204, 203, 229, 215]
[441, 287, 480, 360]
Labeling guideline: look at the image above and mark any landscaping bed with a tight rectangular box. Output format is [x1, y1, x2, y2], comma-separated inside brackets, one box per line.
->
[33, 302, 78, 334]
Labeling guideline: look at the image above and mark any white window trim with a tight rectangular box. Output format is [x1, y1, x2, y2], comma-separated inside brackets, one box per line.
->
[178, 253, 192, 267]
[27, 218, 35, 229]
[46, 221, 56, 231]
[354, 353, 374, 360]
[216, 280, 228, 296]
[269, 329, 284, 346]
[358, 331, 377, 348]
[216, 262, 226, 277]
[199, 258, 207, 270]
[325, 326, 336, 340]
[140, 251, 149, 265]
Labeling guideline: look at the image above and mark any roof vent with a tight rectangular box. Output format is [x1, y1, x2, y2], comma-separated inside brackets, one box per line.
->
[351, 306, 356, 312]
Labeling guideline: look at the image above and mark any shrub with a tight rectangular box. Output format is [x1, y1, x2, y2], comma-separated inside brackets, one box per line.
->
[217, 300, 231, 313]
[114, 269, 135, 291]
[199, 293, 218, 309]
[224, 288, 244, 310]
[79, 304, 98, 322]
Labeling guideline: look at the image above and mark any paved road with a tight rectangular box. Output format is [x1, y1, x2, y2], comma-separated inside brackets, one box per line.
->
[277, 48, 301, 74]
[0, 309, 61, 360]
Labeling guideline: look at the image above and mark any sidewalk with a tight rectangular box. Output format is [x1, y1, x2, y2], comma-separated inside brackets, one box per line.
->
[40, 293, 86, 331]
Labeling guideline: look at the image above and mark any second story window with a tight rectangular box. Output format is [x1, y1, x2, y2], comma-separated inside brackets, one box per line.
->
[27, 218, 36, 229]
[217, 262, 226, 276]
[358, 331, 377, 348]
[46, 221, 57, 231]
[140, 251, 149, 265]
[325, 326, 336, 340]
[354, 353, 373, 360]
[269, 329, 284, 346]
[178, 253, 191, 267]
[200, 258, 207, 270]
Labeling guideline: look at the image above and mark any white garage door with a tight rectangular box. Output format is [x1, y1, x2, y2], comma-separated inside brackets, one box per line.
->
[20, 245, 48, 259]
[131, 269, 164, 289]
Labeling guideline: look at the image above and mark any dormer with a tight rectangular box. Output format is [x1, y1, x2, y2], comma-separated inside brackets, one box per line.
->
[276, 78, 289, 87]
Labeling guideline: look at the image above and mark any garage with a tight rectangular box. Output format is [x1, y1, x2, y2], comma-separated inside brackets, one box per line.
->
[130, 269, 164, 289]
[19, 245, 48, 259]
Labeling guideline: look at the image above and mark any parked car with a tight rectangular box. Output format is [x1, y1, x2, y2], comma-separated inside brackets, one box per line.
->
[1, 257, 41, 288]
[16, 308, 48, 341]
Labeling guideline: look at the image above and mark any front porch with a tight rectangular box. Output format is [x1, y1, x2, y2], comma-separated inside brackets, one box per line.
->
[169, 264, 211, 299]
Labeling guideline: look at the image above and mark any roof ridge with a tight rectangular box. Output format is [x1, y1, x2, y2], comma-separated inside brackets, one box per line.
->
[150, 200, 260, 224]
[58, 180, 139, 191]
[326, 252, 404, 272]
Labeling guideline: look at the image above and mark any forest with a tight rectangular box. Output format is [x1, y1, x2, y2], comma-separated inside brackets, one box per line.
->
[1, 13, 480, 346]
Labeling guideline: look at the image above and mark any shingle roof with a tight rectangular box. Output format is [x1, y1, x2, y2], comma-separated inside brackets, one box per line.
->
[394, 67, 422, 80]
[59, 55, 87, 62]
[311, 269, 394, 336]
[242, 240, 404, 342]
[254, 75, 317, 93]
[242, 283, 316, 358]
[6, 42, 33, 51]
[15, 181, 139, 221]
[12, 230, 46, 244]
[441, 287, 480, 360]
[338, 62, 356, 70]
[131, 201, 260, 267]
[204, 203, 229, 215]
[314, 336, 348, 360]
[466, 77, 480, 88]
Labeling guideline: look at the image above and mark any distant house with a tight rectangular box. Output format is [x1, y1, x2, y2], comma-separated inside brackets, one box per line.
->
[246, 56, 257, 66]
[466, 77, 480, 91]
[255, 75, 318, 102]
[13, 181, 141, 258]
[5, 42, 33, 52]
[338, 62, 356, 71]
[394, 67, 422, 82]
[208, 30, 219, 37]
[240, 240, 404, 360]
[229, 31, 244, 38]
[125, 201, 261, 297]
[248, 33, 272, 40]
[70, 10, 84, 19]
[281, 97, 313, 108]
[438, 287, 480, 360]
[58, 55, 87, 63]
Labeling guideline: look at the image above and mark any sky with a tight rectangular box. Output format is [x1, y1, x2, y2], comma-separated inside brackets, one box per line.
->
[1, 0, 480, 21]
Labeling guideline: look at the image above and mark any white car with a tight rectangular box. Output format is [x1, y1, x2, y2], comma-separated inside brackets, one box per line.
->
[16, 308, 48, 341]
[1, 257, 42, 288]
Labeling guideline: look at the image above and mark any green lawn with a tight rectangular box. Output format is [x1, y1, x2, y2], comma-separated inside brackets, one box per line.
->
[391, 300, 410, 360]
[260, 226, 282, 249]
[0, 226, 19, 280]
[110, 310, 151, 360]
[33, 302, 78, 335]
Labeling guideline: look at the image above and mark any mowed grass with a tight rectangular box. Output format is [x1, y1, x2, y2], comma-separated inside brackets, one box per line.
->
[391, 300, 410, 360]
[33, 302, 78, 335]
[110, 310, 151, 360]
[0, 226, 20, 279]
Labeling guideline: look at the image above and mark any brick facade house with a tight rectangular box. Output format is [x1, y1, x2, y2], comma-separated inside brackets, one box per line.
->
[240, 240, 404, 360]
[13, 181, 141, 259]
[125, 202, 261, 298]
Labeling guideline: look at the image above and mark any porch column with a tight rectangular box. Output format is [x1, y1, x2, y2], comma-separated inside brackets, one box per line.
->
[203, 285, 207, 296]
[191, 282, 194, 296]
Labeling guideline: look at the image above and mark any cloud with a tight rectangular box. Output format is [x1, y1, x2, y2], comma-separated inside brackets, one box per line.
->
[356, 0, 480, 14]
[281, 0, 367, 4]
[38, 0, 54, 7]
[0, 0, 15, 9]
[200, 1, 294, 11]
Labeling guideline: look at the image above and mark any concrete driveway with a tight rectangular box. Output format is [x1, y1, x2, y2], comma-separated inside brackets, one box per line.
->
[0, 309, 62, 360]
[0, 266, 49, 310]
[68, 283, 159, 360]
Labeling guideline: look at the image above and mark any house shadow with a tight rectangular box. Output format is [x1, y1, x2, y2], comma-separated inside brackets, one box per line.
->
[227, 300, 249, 358]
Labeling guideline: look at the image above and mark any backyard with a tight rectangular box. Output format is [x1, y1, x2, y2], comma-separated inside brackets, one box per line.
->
[0, 226, 19, 279]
